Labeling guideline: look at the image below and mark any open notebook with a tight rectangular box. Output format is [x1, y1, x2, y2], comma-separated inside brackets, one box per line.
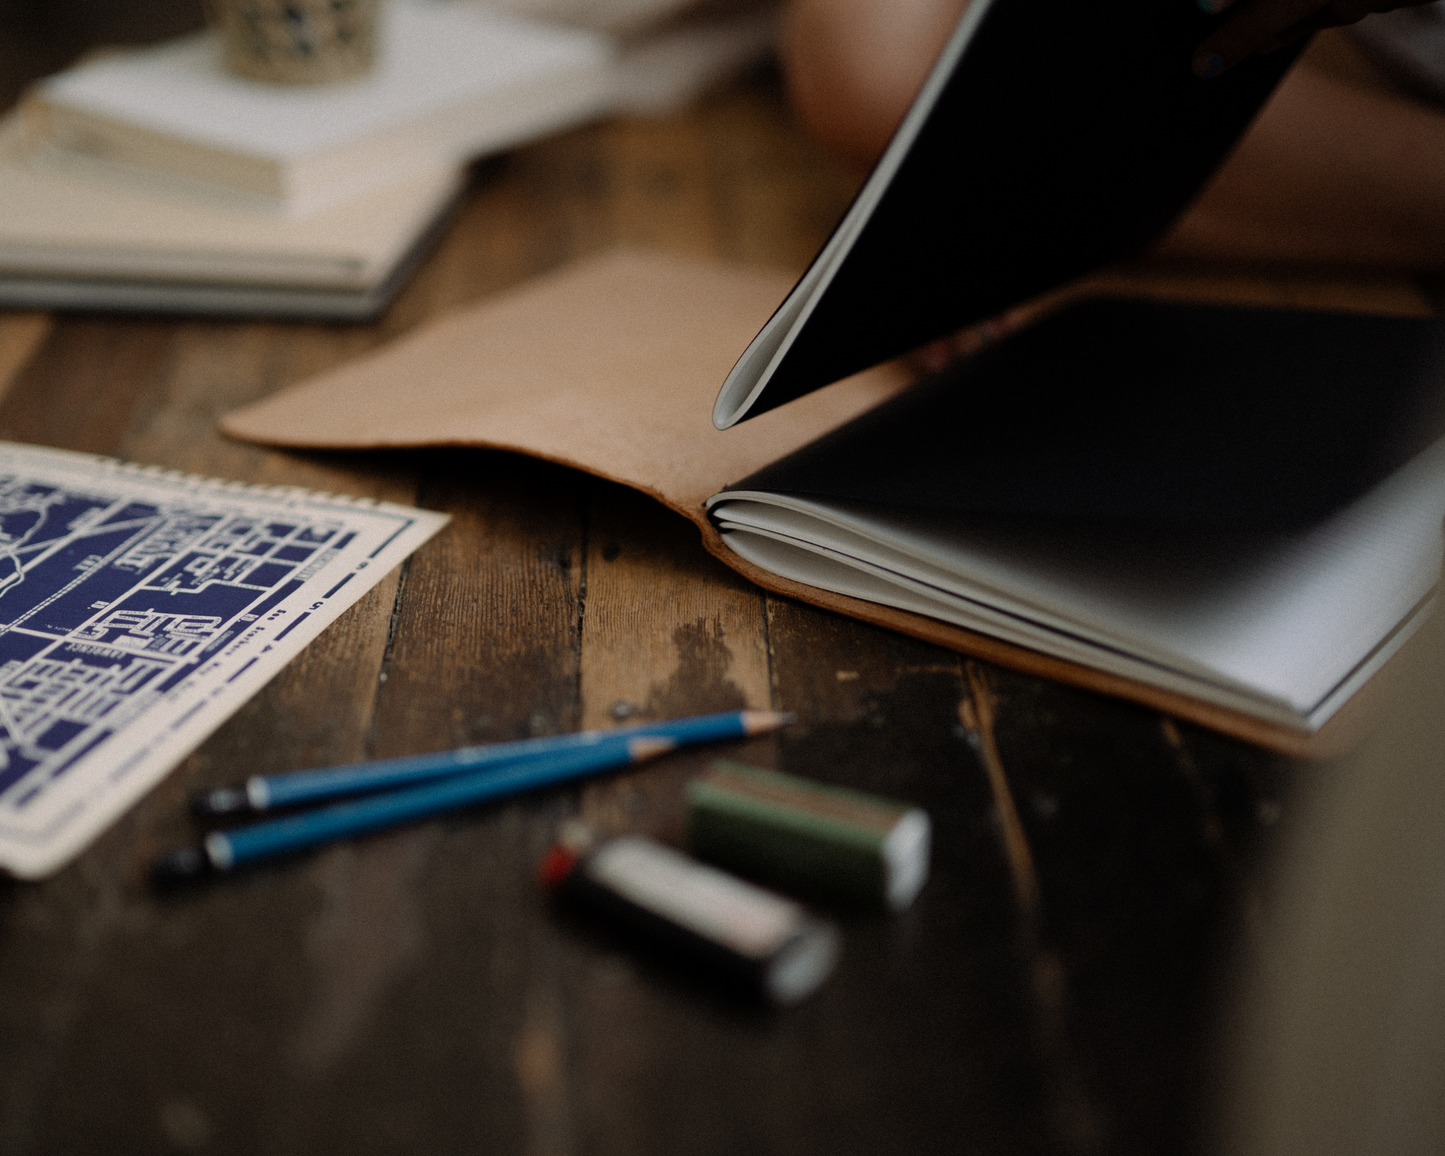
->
[220, 251, 1445, 753]
[710, 296, 1445, 732]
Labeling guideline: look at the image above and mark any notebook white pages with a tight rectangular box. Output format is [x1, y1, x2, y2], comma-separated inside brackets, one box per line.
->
[709, 435, 1445, 729]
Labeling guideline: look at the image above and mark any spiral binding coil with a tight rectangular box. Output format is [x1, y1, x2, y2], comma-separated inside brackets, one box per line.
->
[0, 441, 390, 511]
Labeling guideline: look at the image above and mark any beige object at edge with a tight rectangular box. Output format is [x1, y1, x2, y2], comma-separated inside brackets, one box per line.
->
[1224, 575, 1445, 1156]
[208, 0, 380, 84]
[220, 248, 1394, 755]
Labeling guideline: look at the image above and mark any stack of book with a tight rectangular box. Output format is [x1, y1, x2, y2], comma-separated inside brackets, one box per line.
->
[0, 0, 776, 321]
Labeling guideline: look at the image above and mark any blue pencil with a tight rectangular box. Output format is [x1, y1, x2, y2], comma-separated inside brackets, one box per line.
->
[190, 709, 792, 816]
[152, 710, 792, 880]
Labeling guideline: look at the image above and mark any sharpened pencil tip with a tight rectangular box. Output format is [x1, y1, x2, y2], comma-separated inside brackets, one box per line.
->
[740, 710, 797, 734]
[627, 736, 679, 760]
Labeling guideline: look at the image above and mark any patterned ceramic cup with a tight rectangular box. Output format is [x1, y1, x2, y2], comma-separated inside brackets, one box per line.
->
[206, 0, 382, 84]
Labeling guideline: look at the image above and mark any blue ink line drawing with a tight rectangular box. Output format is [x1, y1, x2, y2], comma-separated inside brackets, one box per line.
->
[0, 444, 449, 879]
[272, 612, 311, 642]
[322, 572, 355, 599]
[0, 477, 374, 805]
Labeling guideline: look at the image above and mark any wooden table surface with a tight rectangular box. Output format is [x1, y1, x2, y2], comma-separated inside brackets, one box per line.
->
[0, 13, 1435, 1154]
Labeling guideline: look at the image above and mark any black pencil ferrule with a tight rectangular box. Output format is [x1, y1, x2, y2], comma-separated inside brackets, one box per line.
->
[189, 786, 252, 817]
[149, 845, 211, 885]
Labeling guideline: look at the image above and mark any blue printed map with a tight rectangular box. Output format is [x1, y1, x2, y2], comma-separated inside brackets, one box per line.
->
[0, 446, 448, 878]
[0, 476, 357, 805]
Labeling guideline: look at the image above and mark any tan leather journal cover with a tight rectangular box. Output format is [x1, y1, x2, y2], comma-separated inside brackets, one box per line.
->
[221, 249, 1380, 755]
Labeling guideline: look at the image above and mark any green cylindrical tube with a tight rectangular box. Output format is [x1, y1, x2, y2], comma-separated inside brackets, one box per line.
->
[685, 761, 931, 911]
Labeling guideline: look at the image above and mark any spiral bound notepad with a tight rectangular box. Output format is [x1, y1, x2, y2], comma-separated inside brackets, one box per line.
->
[0, 441, 448, 878]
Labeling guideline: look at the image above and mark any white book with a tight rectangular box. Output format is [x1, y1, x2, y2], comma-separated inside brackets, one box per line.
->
[36, 0, 614, 215]
[0, 116, 464, 319]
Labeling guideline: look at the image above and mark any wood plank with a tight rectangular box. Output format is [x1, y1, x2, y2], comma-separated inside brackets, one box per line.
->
[304, 449, 584, 1153]
[724, 598, 1061, 1155]
[594, 114, 726, 258]
[699, 81, 862, 271]
[1081, 263, 1433, 314]
[971, 662, 1293, 1156]
[0, 318, 175, 455]
[579, 487, 771, 729]
[0, 313, 50, 406]
[365, 156, 587, 329]
[574, 482, 771, 839]
[368, 451, 583, 753]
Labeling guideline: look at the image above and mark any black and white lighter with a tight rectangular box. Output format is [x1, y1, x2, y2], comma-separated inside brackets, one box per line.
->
[539, 827, 839, 1005]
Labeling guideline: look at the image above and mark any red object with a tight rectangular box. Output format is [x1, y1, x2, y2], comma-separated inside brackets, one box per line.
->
[537, 843, 578, 889]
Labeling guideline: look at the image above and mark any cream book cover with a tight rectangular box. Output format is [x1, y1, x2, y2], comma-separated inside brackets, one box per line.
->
[0, 115, 462, 290]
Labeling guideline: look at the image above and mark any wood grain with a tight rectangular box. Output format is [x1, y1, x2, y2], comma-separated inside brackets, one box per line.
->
[575, 482, 772, 840]
[0, 32, 1426, 1156]
[0, 313, 49, 405]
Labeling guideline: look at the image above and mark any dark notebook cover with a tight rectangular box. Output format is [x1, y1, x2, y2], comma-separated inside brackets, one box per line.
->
[726, 299, 1445, 529]
[720, 0, 1302, 424]
[219, 252, 1434, 749]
